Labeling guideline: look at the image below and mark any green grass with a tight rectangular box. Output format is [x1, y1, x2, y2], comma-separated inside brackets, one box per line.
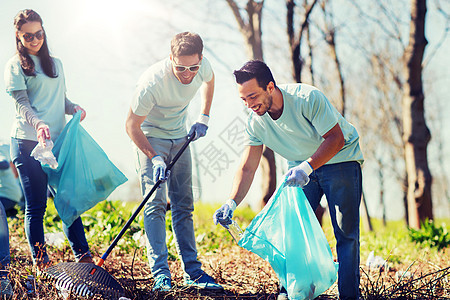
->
[317, 215, 450, 268]
[193, 202, 256, 251]
[21, 198, 449, 267]
[7, 199, 449, 299]
[361, 219, 450, 269]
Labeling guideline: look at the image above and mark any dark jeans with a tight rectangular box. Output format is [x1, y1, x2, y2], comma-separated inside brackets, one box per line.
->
[0, 197, 24, 216]
[290, 161, 362, 300]
[10, 138, 91, 264]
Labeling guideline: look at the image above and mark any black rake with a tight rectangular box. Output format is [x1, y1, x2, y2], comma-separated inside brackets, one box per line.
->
[43, 133, 194, 299]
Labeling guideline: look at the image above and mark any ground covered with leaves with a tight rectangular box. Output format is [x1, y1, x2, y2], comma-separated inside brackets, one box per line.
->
[3, 201, 450, 299]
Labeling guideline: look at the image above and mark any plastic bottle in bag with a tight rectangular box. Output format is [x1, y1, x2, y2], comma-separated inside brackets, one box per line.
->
[227, 219, 244, 243]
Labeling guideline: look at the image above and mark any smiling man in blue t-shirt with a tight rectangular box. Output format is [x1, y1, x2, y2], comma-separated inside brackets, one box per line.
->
[213, 60, 364, 300]
[126, 32, 221, 291]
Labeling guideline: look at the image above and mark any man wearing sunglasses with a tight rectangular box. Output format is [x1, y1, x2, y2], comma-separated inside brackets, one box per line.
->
[125, 32, 221, 291]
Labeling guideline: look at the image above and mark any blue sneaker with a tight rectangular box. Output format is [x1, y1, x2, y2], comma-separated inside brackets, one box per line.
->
[184, 272, 223, 290]
[152, 274, 171, 292]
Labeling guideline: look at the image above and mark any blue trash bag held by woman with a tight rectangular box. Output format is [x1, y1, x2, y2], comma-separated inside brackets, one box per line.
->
[42, 111, 127, 227]
[238, 179, 338, 300]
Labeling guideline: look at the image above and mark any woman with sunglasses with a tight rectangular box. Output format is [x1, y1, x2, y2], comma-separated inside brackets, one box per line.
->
[4, 9, 93, 270]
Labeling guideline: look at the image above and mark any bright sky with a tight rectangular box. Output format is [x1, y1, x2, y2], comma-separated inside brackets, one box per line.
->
[1, 0, 449, 219]
[0, 0, 265, 209]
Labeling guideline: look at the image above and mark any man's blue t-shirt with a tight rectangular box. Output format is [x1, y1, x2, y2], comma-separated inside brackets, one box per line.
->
[131, 57, 213, 139]
[245, 83, 364, 165]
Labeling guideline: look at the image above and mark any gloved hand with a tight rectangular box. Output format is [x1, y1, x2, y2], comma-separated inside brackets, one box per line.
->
[213, 199, 237, 229]
[285, 161, 313, 188]
[152, 155, 169, 183]
[74, 105, 86, 121]
[36, 123, 51, 146]
[188, 114, 209, 141]
[0, 160, 9, 170]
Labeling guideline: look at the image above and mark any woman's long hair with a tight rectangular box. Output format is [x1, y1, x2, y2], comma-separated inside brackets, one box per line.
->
[14, 9, 57, 78]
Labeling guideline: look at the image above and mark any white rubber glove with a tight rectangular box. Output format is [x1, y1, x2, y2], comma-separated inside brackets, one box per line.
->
[285, 161, 313, 188]
[213, 199, 237, 229]
[152, 155, 169, 183]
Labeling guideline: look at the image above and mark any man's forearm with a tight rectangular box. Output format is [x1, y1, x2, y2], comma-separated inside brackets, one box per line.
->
[127, 127, 157, 159]
[125, 110, 158, 159]
[308, 123, 345, 169]
[200, 75, 214, 116]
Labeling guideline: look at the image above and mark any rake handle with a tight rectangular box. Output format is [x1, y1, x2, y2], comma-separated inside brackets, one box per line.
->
[97, 133, 194, 266]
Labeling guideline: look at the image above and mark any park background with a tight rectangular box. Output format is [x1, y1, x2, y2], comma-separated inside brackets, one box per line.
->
[0, 0, 449, 222]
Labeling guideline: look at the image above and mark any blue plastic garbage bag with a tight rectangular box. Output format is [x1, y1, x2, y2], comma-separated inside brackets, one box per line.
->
[238, 179, 338, 300]
[42, 111, 127, 227]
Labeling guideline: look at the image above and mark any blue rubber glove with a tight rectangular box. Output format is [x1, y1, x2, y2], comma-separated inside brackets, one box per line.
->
[152, 155, 170, 183]
[213, 199, 237, 229]
[285, 161, 313, 188]
[188, 114, 209, 141]
[0, 160, 9, 170]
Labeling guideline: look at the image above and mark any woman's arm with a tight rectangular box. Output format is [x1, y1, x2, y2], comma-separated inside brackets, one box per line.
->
[65, 96, 86, 121]
[11, 90, 50, 144]
[11, 90, 44, 130]
[64, 96, 77, 114]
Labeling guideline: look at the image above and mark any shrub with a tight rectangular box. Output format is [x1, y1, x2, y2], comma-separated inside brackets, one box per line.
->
[408, 219, 450, 250]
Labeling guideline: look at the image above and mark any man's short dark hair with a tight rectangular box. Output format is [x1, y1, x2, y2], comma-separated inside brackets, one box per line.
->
[171, 32, 203, 58]
[233, 60, 276, 89]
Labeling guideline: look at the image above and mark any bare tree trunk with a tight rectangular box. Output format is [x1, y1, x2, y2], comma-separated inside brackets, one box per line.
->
[226, 0, 277, 208]
[321, 0, 346, 116]
[326, 30, 345, 115]
[403, 175, 409, 225]
[306, 24, 315, 86]
[402, 0, 432, 229]
[226, 0, 264, 60]
[377, 158, 386, 226]
[287, 0, 319, 82]
[361, 191, 373, 232]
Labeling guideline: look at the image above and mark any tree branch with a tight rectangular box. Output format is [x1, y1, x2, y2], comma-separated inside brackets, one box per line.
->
[226, 0, 247, 34]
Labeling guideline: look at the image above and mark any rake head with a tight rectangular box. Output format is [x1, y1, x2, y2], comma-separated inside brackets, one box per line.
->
[43, 262, 124, 299]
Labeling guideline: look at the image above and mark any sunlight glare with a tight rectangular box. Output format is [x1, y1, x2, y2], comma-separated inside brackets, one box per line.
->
[77, 0, 149, 32]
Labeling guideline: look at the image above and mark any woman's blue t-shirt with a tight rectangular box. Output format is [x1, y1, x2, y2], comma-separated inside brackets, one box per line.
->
[4, 54, 67, 141]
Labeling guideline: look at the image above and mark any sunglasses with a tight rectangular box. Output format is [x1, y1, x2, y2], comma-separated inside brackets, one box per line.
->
[21, 30, 44, 42]
[173, 63, 201, 72]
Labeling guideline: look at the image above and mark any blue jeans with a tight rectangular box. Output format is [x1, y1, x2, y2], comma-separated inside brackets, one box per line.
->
[10, 138, 91, 264]
[1, 196, 24, 212]
[135, 137, 202, 279]
[0, 200, 10, 277]
[289, 161, 362, 300]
